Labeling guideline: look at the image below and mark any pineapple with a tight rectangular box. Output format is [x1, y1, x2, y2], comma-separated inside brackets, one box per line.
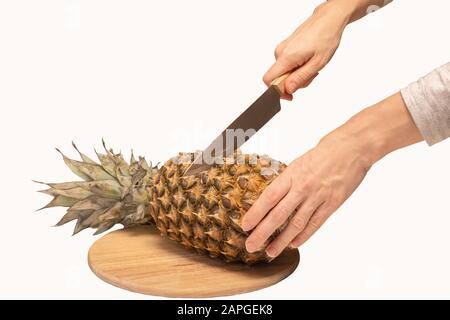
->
[37, 142, 289, 264]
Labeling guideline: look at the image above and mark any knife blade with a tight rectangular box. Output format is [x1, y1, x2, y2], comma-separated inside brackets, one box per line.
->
[183, 73, 290, 176]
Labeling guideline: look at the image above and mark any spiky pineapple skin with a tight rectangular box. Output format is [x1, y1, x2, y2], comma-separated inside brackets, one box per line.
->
[149, 153, 287, 264]
[38, 143, 288, 264]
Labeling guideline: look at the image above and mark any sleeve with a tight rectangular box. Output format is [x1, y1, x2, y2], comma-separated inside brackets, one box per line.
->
[400, 62, 450, 146]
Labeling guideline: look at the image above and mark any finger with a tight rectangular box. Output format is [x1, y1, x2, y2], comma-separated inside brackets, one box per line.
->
[265, 197, 323, 258]
[281, 75, 315, 100]
[301, 72, 318, 88]
[285, 58, 322, 94]
[241, 171, 291, 232]
[289, 203, 330, 248]
[263, 51, 312, 87]
[281, 93, 294, 101]
[282, 73, 317, 100]
[245, 189, 306, 253]
[274, 40, 289, 59]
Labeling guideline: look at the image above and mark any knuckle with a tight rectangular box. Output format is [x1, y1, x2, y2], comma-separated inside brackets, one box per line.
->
[274, 45, 284, 58]
[299, 74, 317, 88]
[282, 51, 297, 63]
[301, 227, 314, 239]
[291, 215, 307, 231]
[313, 2, 328, 14]
[263, 190, 280, 206]
[327, 198, 339, 211]
[290, 237, 302, 248]
[271, 206, 290, 224]
[309, 216, 323, 230]
[309, 59, 322, 70]
[329, 192, 345, 209]
[293, 73, 309, 85]
[300, 180, 313, 192]
[290, 188, 305, 200]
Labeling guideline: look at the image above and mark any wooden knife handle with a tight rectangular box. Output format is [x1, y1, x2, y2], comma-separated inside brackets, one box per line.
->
[270, 72, 292, 95]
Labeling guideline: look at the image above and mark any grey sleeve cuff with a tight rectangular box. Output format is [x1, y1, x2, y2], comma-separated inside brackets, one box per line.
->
[400, 62, 450, 146]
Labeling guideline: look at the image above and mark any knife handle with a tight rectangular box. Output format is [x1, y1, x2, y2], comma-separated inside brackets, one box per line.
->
[270, 72, 292, 95]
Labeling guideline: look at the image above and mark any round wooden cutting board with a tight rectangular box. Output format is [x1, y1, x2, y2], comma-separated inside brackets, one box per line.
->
[88, 226, 300, 298]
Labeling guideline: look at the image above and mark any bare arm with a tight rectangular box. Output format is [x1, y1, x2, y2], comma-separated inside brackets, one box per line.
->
[264, 0, 393, 99]
[345, 0, 393, 22]
[242, 92, 423, 256]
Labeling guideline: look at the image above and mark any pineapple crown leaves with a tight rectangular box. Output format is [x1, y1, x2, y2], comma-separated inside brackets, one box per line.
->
[36, 141, 158, 235]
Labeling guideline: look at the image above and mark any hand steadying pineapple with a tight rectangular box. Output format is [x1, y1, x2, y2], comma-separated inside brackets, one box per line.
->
[38, 141, 288, 264]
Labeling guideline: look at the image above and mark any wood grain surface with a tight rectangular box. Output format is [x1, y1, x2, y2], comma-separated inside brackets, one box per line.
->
[88, 226, 300, 298]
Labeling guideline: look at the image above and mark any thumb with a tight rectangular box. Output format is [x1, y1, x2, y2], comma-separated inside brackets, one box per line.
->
[263, 52, 310, 87]
[285, 60, 320, 94]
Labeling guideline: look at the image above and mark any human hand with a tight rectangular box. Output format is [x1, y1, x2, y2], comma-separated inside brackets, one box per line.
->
[242, 92, 423, 258]
[242, 132, 371, 257]
[263, 1, 354, 99]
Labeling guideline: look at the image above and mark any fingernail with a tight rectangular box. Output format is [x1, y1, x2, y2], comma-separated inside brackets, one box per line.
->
[246, 240, 256, 253]
[266, 246, 278, 258]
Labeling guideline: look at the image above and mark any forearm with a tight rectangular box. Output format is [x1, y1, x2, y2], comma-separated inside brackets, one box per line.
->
[324, 93, 423, 169]
[322, 0, 392, 25]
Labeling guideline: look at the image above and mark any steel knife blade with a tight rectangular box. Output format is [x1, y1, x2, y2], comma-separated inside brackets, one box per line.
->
[183, 74, 289, 176]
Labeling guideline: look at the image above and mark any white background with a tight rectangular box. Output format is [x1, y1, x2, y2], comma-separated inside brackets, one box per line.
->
[0, 0, 449, 299]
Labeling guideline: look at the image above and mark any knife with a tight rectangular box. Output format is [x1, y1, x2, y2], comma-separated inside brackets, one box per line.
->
[183, 73, 290, 176]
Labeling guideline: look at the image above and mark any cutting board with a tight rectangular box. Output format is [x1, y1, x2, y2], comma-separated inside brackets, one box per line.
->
[88, 226, 300, 298]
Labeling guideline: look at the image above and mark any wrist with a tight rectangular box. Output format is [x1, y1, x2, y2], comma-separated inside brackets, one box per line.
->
[326, 93, 423, 168]
[328, 107, 388, 169]
[319, 126, 376, 173]
[313, 1, 353, 29]
[323, 0, 389, 24]
[315, 0, 358, 26]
